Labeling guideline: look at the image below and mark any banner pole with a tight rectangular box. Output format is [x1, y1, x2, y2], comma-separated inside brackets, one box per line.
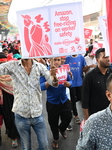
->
[50, 58, 54, 66]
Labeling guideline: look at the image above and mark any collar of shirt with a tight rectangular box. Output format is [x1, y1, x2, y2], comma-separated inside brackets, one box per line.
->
[95, 66, 110, 74]
[107, 104, 112, 117]
[18, 59, 38, 67]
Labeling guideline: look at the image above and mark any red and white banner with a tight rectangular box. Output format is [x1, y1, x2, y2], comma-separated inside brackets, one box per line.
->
[7, 36, 15, 43]
[84, 28, 93, 39]
[98, 16, 110, 57]
[56, 64, 70, 84]
[106, 0, 112, 62]
[92, 42, 103, 55]
[16, 2, 85, 59]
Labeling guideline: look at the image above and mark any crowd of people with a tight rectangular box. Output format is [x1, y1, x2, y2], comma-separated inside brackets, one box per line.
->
[0, 38, 112, 150]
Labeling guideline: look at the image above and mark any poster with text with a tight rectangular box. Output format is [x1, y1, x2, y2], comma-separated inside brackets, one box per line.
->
[98, 16, 110, 56]
[56, 64, 70, 84]
[7, 36, 15, 43]
[16, 2, 85, 59]
[84, 28, 93, 39]
[92, 42, 103, 55]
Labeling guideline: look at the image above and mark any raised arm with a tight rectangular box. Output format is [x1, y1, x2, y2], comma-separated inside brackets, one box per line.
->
[39, 63, 58, 87]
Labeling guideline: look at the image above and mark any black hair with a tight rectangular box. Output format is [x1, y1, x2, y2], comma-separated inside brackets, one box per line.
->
[95, 48, 105, 59]
[2, 45, 6, 49]
[106, 73, 112, 91]
[88, 45, 93, 53]
[2, 48, 8, 52]
[0, 52, 7, 58]
[90, 39, 93, 41]
[84, 45, 93, 57]
[8, 43, 12, 47]
[17, 40, 20, 43]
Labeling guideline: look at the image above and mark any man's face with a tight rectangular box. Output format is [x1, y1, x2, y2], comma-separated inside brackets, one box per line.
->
[97, 52, 110, 68]
[90, 40, 93, 44]
[53, 57, 61, 68]
[61, 57, 66, 65]
[3, 51, 8, 56]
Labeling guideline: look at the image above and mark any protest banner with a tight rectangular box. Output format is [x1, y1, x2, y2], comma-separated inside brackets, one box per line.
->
[98, 16, 110, 57]
[16, 2, 85, 59]
[106, 0, 112, 62]
[84, 28, 93, 39]
[7, 36, 15, 43]
[56, 64, 70, 84]
[92, 42, 103, 55]
[62, 64, 70, 72]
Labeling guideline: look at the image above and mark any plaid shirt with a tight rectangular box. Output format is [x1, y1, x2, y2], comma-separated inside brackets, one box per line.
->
[0, 60, 54, 118]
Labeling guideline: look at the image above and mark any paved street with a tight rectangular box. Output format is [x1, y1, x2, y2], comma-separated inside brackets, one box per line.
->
[1, 91, 84, 150]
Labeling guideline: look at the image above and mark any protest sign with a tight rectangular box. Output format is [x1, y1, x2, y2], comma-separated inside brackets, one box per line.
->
[56, 64, 70, 84]
[7, 36, 15, 43]
[62, 64, 70, 72]
[16, 2, 85, 59]
[92, 42, 103, 55]
[98, 16, 110, 57]
[84, 28, 93, 39]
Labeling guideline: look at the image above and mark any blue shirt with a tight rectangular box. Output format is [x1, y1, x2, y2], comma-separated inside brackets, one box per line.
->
[65, 55, 86, 87]
[40, 67, 72, 105]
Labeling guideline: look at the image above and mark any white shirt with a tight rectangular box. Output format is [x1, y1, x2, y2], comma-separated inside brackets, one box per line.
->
[0, 60, 54, 118]
[85, 56, 96, 72]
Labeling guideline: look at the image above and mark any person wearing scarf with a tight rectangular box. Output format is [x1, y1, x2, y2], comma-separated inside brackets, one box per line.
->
[0, 52, 18, 147]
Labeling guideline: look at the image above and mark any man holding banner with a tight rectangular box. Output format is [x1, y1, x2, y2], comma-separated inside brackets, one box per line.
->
[0, 58, 58, 150]
[40, 57, 72, 149]
[15, 1, 86, 149]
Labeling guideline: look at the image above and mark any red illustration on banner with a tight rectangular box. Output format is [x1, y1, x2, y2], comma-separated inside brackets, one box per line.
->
[70, 46, 76, 52]
[22, 14, 52, 57]
[84, 28, 93, 39]
[56, 64, 70, 84]
[77, 45, 82, 51]
[92, 42, 103, 55]
[74, 37, 80, 44]
[62, 64, 70, 72]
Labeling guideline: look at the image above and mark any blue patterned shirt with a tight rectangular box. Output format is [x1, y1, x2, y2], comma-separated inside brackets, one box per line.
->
[76, 105, 112, 150]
